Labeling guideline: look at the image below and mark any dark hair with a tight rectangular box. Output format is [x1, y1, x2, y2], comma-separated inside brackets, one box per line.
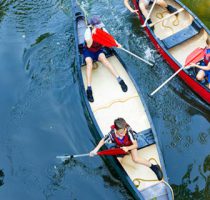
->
[114, 118, 127, 130]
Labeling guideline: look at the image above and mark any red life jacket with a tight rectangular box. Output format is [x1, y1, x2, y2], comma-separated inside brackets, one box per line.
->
[204, 48, 210, 65]
[110, 125, 133, 147]
[85, 27, 103, 52]
[86, 41, 102, 52]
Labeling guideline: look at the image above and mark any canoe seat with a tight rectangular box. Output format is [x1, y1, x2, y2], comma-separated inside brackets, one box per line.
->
[136, 128, 155, 149]
[162, 20, 202, 49]
[107, 128, 155, 150]
[107, 128, 155, 149]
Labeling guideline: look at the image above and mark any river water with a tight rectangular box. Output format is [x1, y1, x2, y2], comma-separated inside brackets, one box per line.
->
[0, 0, 209, 199]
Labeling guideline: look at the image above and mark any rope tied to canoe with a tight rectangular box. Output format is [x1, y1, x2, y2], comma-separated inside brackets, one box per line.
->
[155, 10, 179, 34]
[133, 157, 174, 200]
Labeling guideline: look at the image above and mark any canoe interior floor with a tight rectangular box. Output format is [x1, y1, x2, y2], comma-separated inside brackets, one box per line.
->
[119, 144, 161, 191]
[150, 0, 193, 40]
[81, 55, 164, 191]
[81, 55, 151, 133]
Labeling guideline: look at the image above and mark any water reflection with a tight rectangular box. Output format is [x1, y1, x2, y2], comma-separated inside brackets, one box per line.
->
[172, 154, 210, 199]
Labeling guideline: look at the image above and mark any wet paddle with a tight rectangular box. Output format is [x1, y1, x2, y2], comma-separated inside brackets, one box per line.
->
[56, 148, 127, 161]
[150, 47, 205, 96]
[92, 28, 154, 66]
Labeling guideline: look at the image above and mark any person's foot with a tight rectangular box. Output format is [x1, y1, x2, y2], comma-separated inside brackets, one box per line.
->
[119, 80, 128, 92]
[166, 5, 177, 14]
[147, 18, 152, 25]
[86, 88, 94, 102]
[150, 164, 163, 181]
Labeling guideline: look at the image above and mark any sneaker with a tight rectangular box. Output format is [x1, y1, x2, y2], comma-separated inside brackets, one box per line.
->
[147, 18, 152, 25]
[150, 164, 163, 181]
[167, 5, 177, 14]
[119, 80, 128, 92]
[86, 89, 94, 102]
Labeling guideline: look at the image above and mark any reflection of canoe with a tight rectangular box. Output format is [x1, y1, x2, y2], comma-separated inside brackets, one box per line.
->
[132, 0, 210, 104]
[72, 1, 173, 199]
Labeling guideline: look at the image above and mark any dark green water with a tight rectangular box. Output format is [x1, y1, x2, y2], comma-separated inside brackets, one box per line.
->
[181, 0, 210, 28]
[0, 0, 209, 199]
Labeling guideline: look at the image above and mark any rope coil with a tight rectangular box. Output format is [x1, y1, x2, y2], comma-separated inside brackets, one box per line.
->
[133, 158, 174, 200]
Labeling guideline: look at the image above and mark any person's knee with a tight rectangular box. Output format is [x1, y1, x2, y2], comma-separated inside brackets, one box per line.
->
[98, 53, 106, 61]
[86, 57, 92, 64]
[86, 58, 93, 67]
[196, 75, 202, 81]
[196, 73, 204, 81]
[99, 56, 109, 65]
[132, 156, 139, 163]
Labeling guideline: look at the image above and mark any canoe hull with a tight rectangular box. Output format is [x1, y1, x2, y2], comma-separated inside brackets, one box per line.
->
[132, 0, 210, 104]
[72, 0, 173, 199]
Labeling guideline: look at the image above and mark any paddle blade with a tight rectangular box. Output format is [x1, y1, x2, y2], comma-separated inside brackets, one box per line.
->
[185, 47, 205, 66]
[92, 28, 118, 48]
[97, 148, 127, 156]
[56, 155, 72, 162]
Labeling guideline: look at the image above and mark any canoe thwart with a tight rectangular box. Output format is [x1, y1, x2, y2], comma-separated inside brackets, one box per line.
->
[161, 20, 202, 49]
[136, 128, 155, 149]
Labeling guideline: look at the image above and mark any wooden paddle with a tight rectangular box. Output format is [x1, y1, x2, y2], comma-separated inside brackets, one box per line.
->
[150, 47, 205, 96]
[142, 0, 157, 27]
[92, 28, 154, 66]
[56, 148, 127, 161]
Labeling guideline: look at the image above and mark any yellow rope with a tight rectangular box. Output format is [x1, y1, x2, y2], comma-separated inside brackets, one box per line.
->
[155, 10, 179, 34]
[133, 157, 174, 200]
[93, 94, 139, 112]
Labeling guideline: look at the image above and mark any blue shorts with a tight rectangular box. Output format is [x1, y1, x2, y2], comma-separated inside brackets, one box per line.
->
[205, 71, 210, 83]
[199, 61, 210, 83]
[83, 48, 104, 62]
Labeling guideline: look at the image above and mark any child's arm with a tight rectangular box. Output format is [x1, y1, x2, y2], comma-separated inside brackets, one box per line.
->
[85, 27, 93, 48]
[121, 140, 138, 152]
[89, 138, 105, 156]
[124, 0, 138, 14]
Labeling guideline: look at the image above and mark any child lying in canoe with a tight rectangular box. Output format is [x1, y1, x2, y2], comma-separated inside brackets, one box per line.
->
[89, 117, 163, 180]
[83, 16, 128, 103]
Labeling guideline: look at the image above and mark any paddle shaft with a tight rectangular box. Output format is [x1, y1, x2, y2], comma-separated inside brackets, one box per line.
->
[56, 148, 127, 160]
[149, 8, 184, 28]
[56, 153, 90, 160]
[150, 66, 185, 96]
[142, 0, 157, 27]
[120, 47, 153, 66]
